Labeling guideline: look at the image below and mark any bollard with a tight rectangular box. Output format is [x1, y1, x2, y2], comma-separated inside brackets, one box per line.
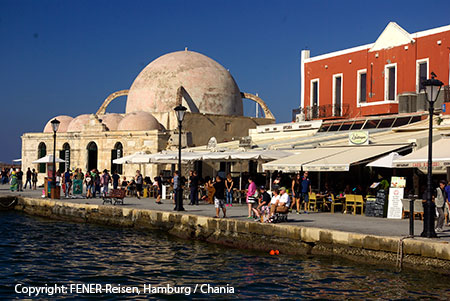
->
[408, 194, 418, 237]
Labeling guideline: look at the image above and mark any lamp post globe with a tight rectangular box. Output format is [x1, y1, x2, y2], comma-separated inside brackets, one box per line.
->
[420, 74, 443, 238]
[174, 105, 187, 211]
[51, 118, 60, 199]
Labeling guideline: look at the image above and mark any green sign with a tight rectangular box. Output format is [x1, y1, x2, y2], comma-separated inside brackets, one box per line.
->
[349, 131, 369, 145]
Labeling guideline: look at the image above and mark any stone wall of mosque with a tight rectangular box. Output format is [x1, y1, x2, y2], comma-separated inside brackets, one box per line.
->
[21, 129, 169, 187]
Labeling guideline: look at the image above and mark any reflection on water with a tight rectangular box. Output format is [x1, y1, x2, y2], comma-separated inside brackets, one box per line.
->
[0, 211, 449, 299]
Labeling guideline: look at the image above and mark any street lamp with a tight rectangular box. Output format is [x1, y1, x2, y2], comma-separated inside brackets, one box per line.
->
[174, 104, 187, 211]
[51, 118, 60, 199]
[420, 73, 443, 238]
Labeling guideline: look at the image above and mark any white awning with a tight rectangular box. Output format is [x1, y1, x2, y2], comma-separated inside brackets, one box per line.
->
[393, 138, 450, 168]
[112, 152, 148, 164]
[366, 152, 402, 168]
[32, 155, 65, 164]
[304, 145, 411, 171]
[262, 147, 348, 172]
[263, 144, 411, 172]
[229, 149, 293, 160]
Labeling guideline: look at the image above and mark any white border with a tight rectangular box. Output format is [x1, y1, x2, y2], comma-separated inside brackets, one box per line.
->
[304, 24, 450, 63]
[358, 100, 398, 107]
[416, 58, 429, 93]
[384, 63, 397, 101]
[332, 73, 343, 116]
[356, 69, 367, 106]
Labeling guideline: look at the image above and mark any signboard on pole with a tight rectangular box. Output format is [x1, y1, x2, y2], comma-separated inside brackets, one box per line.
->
[387, 187, 404, 219]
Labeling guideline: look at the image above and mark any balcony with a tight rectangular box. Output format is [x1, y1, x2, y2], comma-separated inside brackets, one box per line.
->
[299, 104, 350, 121]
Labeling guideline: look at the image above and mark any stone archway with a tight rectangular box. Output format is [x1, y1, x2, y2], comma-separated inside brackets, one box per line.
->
[87, 142, 98, 171]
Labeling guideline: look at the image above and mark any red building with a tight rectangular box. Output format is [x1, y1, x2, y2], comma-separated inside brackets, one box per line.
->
[300, 22, 450, 120]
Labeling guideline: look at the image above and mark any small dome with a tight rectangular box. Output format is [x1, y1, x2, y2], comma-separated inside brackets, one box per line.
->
[67, 114, 91, 132]
[117, 111, 164, 131]
[99, 113, 123, 131]
[126, 50, 243, 116]
[43, 115, 73, 133]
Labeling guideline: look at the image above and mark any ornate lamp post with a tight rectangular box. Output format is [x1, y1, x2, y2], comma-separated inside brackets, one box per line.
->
[51, 118, 60, 199]
[420, 74, 443, 238]
[174, 104, 187, 211]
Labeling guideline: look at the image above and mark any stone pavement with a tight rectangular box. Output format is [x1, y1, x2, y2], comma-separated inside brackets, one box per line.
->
[2, 185, 450, 242]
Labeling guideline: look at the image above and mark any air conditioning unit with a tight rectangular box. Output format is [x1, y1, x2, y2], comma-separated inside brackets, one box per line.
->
[295, 113, 305, 123]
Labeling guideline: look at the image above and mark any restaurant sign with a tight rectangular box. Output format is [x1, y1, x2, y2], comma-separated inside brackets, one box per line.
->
[349, 131, 369, 145]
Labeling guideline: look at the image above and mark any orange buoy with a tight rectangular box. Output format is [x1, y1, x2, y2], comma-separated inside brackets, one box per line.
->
[275, 250, 280, 255]
[269, 250, 275, 255]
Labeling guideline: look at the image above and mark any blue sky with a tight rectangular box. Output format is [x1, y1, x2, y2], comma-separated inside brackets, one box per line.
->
[1, 0, 449, 162]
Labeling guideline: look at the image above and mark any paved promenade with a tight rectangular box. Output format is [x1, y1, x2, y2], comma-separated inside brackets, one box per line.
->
[1, 186, 449, 242]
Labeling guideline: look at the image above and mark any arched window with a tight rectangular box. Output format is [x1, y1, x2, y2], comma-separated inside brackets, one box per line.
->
[38, 142, 46, 173]
[59, 143, 70, 173]
[87, 142, 98, 171]
[111, 142, 123, 174]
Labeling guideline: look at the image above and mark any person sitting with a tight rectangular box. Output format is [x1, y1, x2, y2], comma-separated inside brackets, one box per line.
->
[270, 187, 291, 216]
[253, 186, 271, 222]
[121, 177, 129, 190]
[127, 179, 136, 196]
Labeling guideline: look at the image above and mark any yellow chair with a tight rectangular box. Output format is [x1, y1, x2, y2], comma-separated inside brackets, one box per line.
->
[344, 194, 355, 214]
[354, 195, 364, 215]
[308, 192, 323, 212]
[330, 194, 344, 213]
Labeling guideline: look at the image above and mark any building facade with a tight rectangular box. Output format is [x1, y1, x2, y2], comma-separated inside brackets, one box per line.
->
[300, 22, 450, 120]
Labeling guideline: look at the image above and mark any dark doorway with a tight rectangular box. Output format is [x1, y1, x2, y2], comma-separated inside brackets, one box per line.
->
[111, 142, 123, 174]
[334, 75, 342, 116]
[38, 142, 46, 173]
[87, 142, 98, 171]
[59, 143, 70, 173]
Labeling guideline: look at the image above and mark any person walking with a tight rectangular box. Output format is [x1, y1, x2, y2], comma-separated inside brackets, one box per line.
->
[246, 177, 257, 219]
[213, 175, 226, 218]
[100, 169, 111, 197]
[225, 173, 234, 207]
[84, 172, 93, 199]
[290, 174, 301, 213]
[31, 168, 38, 190]
[16, 168, 24, 191]
[63, 168, 72, 197]
[135, 170, 143, 199]
[24, 168, 32, 189]
[112, 170, 120, 190]
[189, 170, 199, 205]
[300, 171, 312, 213]
[172, 171, 179, 203]
[445, 181, 450, 227]
[435, 180, 447, 232]
[9, 168, 17, 192]
[154, 173, 163, 204]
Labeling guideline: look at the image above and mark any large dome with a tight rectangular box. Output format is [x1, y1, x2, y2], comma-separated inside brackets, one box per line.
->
[67, 114, 91, 132]
[126, 50, 243, 116]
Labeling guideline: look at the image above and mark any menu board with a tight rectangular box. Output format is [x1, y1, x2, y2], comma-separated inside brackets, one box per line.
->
[365, 190, 386, 217]
[387, 187, 404, 219]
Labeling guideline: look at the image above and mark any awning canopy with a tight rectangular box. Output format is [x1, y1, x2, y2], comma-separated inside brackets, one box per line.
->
[32, 155, 65, 164]
[263, 144, 411, 172]
[393, 138, 450, 168]
[112, 152, 148, 164]
[366, 152, 402, 168]
[304, 145, 411, 171]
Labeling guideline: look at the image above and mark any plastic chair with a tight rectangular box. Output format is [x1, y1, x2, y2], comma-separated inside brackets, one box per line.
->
[331, 194, 344, 213]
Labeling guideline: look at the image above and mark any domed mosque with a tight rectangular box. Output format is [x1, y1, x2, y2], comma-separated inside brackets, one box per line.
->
[21, 49, 275, 182]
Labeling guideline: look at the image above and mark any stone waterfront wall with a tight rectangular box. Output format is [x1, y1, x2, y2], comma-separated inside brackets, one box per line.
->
[10, 197, 450, 272]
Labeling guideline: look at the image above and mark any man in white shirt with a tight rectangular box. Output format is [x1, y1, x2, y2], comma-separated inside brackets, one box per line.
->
[270, 187, 290, 215]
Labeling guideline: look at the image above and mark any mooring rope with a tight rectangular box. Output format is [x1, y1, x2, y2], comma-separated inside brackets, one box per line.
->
[396, 236, 413, 272]
[0, 198, 17, 208]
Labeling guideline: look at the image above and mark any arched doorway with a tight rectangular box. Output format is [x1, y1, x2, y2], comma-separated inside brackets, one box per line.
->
[59, 143, 70, 173]
[111, 142, 123, 174]
[87, 142, 98, 171]
[38, 142, 46, 173]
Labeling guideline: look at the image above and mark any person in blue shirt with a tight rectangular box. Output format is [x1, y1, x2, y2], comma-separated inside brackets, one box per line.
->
[300, 171, 312, 213]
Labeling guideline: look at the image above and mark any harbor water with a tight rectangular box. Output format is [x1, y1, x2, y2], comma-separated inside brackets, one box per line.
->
[1, 211, 449, 299]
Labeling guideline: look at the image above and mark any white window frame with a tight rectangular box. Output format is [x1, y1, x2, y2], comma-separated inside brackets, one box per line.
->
[310, 78, 320, 107]
[356, 69, 367, 106]
[384, 63, 397, 101]
[310, 78, 320, 119]
[332, 73, 343, 116]
[416, 58, 429, 93]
